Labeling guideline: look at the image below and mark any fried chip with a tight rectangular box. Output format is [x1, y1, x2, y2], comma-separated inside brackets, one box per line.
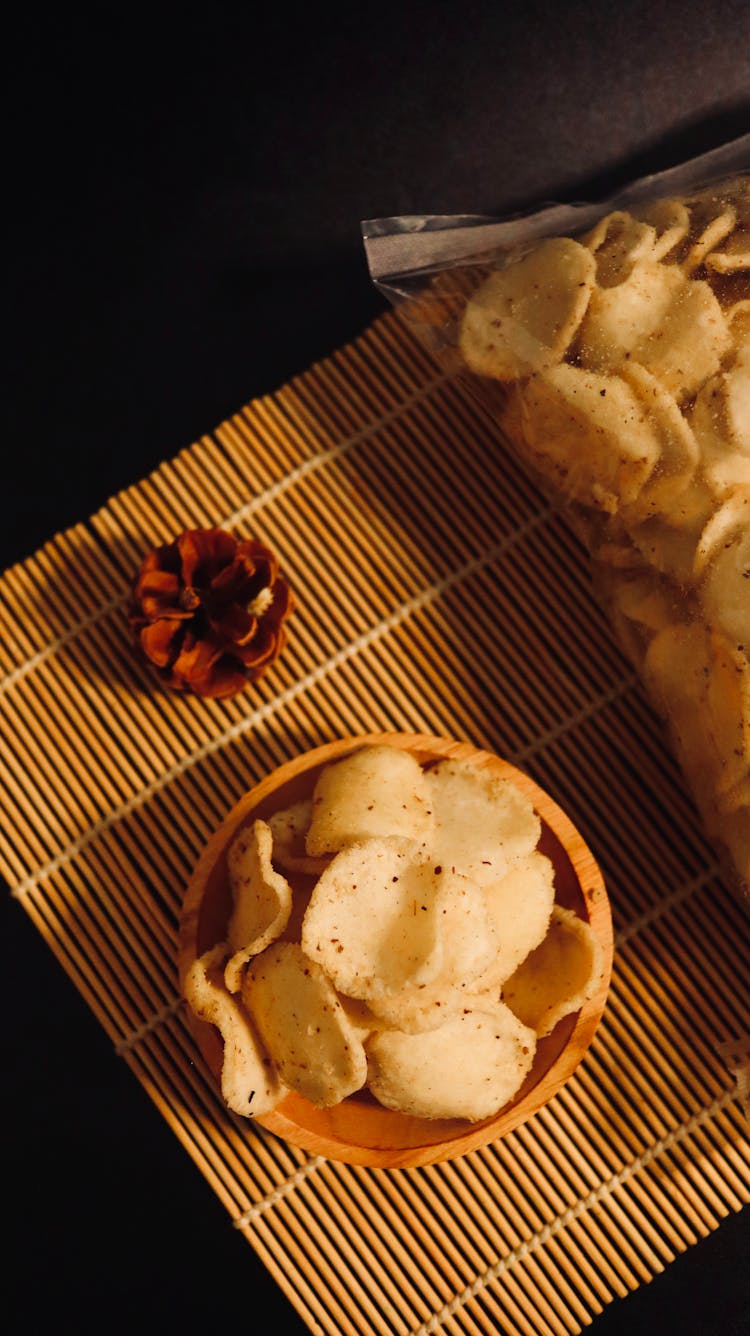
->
[683, 205, 737, 274]
[685, 182, 745, 226]
[607, 573, 679, 669]
[705, 228, 750, 274]
[364, 976, 473, 1035]
[689, 372, 726, 462]
[301, 838, 497, 1004]
[579, 261, 731, 401]
[643, 622, 725, 786]
[241, 941, 368, 1107]
[336, 993, 387, 1038]
[459, 237, 596, 381]
[725, 347, 750, 451]
[223, 820, 293, 993]
[472, 850, 556, 991]
[690, 351, 750, 497]
[594, 562, 671, 670]
[502, 906, 605, 1037]
[632, 198, 690, 261]
[430, 867, 501, 982]
[306, 745, 433, 857]
[577, 259, 685, 372]
[643, 621, 709, 722]
[718, 804, 750, 891]
[277, 869, 318, 946]
[424, 760, 541, 887]
[521, 361, 659, 513]
[627, 500, 714, 588]
[693, 485, 750, 578]
[183, 944, 286, 1117]
[619, 361, 700, 519]
[582, 210, 658, 287]
[606, 567, 681, 635]
[301, 839, 441, 998]
[635, 275, 732, 402]
[360, 864, 504, 1033]
[699, 508, 750, 645]
[366, 999, 537, 1122]
[689, 368, 748, 499]
[727, 299, 750, 342]
[266, 798, 331, 875]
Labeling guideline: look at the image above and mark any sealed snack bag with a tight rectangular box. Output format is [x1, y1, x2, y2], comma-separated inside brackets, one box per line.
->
[363, 136, 749, 904]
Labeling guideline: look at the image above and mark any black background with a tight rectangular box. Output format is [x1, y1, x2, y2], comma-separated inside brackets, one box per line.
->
[4, 5, 749, 1332]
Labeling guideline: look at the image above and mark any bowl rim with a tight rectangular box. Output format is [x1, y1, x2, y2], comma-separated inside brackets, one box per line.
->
[178, 732, 613, 1168]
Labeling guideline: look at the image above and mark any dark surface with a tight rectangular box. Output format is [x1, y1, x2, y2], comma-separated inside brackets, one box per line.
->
[4, 5, 749, 1332]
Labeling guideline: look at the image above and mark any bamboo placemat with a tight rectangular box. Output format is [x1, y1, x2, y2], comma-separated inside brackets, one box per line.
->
[1, 309, 748, 1336]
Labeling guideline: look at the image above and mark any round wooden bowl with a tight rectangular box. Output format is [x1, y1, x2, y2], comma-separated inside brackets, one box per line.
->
[179, 732, 613, 1168]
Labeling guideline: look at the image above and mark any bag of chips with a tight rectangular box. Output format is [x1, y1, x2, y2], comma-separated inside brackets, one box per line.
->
[362, 136, 750, 904]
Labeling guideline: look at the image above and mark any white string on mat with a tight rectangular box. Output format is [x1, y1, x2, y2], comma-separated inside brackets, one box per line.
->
[0, 593, 126, 696]
[0, 372, 451, 697]
[232, 1156, 328, 1228]
[511, 673, 638, 766]
[407, 1087, 740, 1336]
[10, 508, 558, 899]
[114, 996, 184, 1054]
[612, 866, 723, 949]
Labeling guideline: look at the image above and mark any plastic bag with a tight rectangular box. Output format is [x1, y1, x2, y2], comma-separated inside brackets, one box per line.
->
[363, 135, 750, 904]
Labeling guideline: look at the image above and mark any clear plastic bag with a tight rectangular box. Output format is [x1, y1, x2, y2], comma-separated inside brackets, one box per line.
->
[363, 136, 750, 904]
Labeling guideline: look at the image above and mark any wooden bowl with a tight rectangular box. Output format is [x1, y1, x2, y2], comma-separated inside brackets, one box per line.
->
[179, 733, 613, 1168]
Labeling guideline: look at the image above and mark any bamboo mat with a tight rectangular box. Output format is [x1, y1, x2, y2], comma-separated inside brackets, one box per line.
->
[2, 308, 749, 1336]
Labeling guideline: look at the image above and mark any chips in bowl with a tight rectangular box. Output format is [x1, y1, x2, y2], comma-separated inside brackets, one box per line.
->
[179, 735, 612, 1167]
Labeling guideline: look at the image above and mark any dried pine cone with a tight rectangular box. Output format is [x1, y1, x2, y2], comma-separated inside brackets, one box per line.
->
[128, 527, 293, 699]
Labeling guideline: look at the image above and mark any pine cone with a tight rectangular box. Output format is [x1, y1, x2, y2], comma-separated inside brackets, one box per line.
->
[128, 527, 293, 699]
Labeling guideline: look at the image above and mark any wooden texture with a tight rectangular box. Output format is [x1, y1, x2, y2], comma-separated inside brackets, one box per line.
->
[178, 732, 613, 1168]
[1, 309, 748, 1334]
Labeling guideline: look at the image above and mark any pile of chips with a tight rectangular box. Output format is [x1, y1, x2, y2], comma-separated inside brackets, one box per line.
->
[183, 745, 604, 1123]
[459, 176, 749, 896]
